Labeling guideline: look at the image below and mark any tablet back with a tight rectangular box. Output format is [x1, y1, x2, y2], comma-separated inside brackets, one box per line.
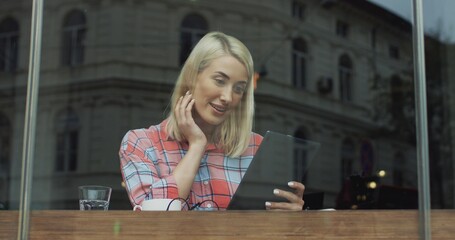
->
[227, 131, 321, 210]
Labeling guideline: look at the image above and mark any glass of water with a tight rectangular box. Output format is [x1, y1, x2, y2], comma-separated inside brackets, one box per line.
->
[78, 185, 112, 211]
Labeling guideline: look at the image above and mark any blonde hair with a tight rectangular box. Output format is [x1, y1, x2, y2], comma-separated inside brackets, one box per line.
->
[166, 31, 255, 157]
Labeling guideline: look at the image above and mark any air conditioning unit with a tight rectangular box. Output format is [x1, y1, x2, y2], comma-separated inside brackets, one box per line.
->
[317, 76, 333, 94]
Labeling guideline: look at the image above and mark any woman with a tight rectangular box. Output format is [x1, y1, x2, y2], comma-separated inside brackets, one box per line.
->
[119, 31, 304, 210]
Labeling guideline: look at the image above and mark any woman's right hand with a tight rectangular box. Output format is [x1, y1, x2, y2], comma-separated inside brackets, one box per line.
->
[173, 91, 208, 199]
[175, 91, 207, 147]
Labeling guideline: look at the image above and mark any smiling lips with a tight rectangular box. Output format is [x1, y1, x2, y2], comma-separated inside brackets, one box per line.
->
[209, 103, 227, 113]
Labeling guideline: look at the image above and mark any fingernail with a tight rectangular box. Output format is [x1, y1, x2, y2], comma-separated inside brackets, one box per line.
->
[288, 181, 294, 187]
[265, 202, 271, 207]
[273, 189, 279, 195]
[186, 91, 190, 95]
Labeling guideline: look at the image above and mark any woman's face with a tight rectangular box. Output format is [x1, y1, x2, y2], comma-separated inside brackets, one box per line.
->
[191, 55, 248, 132]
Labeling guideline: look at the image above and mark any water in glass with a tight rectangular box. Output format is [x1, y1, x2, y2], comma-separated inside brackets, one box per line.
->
[79, 199, 109, 210]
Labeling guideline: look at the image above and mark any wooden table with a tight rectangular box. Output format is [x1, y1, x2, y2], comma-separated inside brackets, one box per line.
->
[1, 210, 454, 239]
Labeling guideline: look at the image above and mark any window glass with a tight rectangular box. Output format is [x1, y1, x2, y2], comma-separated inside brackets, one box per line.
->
[292, 38, 307, 89]
[61, 10, 86, 66]
[421, 0, 455, 209]
[55, 108, 79, 173]
[372, 0, 455, 209]
[292, 1, 305, 20]
[341, 138, 355, 184]
[338, 54, 353, 102]
[336, 20, 349, 38]
[4, 0, 454, 217]
[293, 127, 308, 184]
[0, 113, 11, 210]
[0, 3, 29, 239]
[179, 13, 208, 65]
[0, 17, 19, 72]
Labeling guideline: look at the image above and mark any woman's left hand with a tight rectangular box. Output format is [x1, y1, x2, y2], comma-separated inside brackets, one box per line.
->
[265, 181, 305, 211]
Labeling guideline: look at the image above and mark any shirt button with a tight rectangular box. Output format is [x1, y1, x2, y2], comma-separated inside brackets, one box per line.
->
[203, 181, 209, 185]
[207, 204, 212, 208]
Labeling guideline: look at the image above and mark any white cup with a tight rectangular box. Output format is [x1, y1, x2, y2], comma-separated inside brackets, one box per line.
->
[133, 199, 182, 211]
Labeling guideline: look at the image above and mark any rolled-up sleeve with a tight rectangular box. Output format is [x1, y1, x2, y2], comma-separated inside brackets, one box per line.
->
[119, 130, 179, 206]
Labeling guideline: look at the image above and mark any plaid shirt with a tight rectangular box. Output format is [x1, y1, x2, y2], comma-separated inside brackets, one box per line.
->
[119, 119, 263, 210]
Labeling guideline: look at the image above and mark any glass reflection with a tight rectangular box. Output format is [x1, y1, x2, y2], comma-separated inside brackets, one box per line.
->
[0, 0, 453, 211]
[0, 17, 19, 72]
[0, 113, 11, 210]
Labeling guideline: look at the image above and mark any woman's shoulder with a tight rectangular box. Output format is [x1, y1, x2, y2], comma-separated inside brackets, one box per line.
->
[250, 132, 264, 143]
[245, 132, 263, 153]
[236, 132, 263, 157]
[123, 120, 167, 142]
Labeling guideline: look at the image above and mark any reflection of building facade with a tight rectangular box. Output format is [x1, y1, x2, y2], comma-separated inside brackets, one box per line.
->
[441, 43, 455, 206]
[2, 0, 444, 209]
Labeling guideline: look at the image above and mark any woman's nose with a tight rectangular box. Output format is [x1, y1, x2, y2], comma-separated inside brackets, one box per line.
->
[220, 87, 232, 103]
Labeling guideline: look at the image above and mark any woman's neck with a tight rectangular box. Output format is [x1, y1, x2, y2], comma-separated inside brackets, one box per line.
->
[195, 122, 216, 144]
[192, 112, 216, 143]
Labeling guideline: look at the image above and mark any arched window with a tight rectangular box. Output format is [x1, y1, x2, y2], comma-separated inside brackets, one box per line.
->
[0, 17, 19, 72]
[179, 13, 208, 65]
[62, 10, 86, 66]
[393, 152, 405, 187]
[293, 127, 308, 183]
[341, 138, 355, 185]
[55, 109, 79, 172]
[292, 38, 307, 89]
[0, 113, 11, 209]
[339, 54, 353, 102]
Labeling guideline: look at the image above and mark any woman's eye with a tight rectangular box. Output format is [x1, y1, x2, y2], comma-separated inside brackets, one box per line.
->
[214, 79, 225, 85]
[234, 85, 246, 94]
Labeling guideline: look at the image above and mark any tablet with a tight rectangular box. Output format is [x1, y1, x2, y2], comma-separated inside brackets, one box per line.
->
[227, 131, 321, 210]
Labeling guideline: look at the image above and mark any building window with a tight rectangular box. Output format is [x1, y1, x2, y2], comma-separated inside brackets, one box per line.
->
[336, 20, 349, 38]
[393, 152, 405, 186]
[55, 109, 79, 172]
[360, 140, 374, 175]
[339, 54, 353, 102]
[0, 17, 19, 72]
[292, 38, 307, 89]
[371, 28, 376, 49]
[390, 75, 404, 120]
[292, 1, 305, 20]
[179, 13, 208, 66]
[0, 113, 11, 209]
[62, 10, 86, 67]
[389, 45, 400, 59]
[341, 138, 355, 185]
[294, 127, 308, 184]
